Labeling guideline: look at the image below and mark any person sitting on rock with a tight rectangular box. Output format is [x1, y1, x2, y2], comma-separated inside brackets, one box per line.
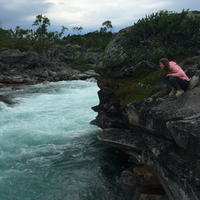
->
[159, 58, 190, 97]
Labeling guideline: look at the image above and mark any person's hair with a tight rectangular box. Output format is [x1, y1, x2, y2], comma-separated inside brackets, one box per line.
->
[159, 58, 170, 72]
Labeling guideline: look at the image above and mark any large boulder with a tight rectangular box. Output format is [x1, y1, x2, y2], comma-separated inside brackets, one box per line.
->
[94, 26, 134, 78]
[0, 49, 23, 64]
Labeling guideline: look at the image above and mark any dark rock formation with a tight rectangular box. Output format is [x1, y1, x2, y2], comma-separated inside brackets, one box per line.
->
[0, 45, 100, 85]
[92, 25, 200, 200]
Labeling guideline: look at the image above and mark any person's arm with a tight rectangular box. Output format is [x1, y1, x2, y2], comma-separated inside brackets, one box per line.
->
[166, 74, 173, 77]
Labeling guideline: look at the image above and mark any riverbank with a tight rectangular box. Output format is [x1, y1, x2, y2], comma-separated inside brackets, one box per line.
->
[0, 45, 100, 85]
[0, 45, 100, 104]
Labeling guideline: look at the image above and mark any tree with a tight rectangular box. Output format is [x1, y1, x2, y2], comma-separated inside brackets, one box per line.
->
[102, 20, 113, 31]
[100, 27, 107, 33]
[72, 26, 83, 34]
[47, 26, 68, 43]
[0, 27, 11, 42]
[14, 26, 32, 39]
[32, 14, 50, 41]
[59, 26, 68, 37]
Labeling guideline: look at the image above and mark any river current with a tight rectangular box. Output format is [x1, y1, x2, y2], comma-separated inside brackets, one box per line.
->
[0, 80, 133, 200]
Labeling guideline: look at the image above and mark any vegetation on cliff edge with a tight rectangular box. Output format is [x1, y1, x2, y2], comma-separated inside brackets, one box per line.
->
[124, 9, 200, 65]
[104, 9, 200, 106]
[111, 68, 167, 107]
[101, 9, 200, 78]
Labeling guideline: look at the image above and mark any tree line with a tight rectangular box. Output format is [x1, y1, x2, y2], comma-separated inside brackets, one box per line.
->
[0, 14, 114, 51]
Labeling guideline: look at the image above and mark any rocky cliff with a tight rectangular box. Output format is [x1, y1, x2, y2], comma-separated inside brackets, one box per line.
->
[92, 25, 200, 200]
[0, 44, 99, 85]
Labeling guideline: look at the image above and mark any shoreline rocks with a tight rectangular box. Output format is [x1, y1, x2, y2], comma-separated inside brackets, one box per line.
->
[0, 45, 100, 105]
[0, 46, 100, 86]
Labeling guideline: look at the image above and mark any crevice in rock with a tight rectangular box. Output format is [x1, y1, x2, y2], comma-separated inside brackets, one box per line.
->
[120, 164, 167, 199]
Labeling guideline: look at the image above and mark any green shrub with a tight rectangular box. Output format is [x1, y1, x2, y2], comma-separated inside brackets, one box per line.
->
[113, 78, 159, 107]
[61, 31, 113, 52]
[139, 69, 167, 84]
[69, 53, 91, 72]
[63, 47, 76, 54]
[124, 9, 200, 65]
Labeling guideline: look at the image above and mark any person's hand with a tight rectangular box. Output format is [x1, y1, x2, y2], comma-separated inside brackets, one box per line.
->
[166, 74, 173, 77]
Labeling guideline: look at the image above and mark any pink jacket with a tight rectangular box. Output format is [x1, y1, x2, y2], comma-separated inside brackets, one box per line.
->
[169, 61, 190, 81]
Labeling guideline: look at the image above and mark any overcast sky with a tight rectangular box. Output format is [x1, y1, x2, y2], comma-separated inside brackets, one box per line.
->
[0, 0, 199, 35]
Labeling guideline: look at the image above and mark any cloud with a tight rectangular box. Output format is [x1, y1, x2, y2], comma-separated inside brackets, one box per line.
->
[0, 0, 199, 33]
[0, 0, 54, 28]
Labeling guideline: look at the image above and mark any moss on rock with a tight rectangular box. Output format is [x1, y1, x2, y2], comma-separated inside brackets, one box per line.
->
[111, 69, 167, 107]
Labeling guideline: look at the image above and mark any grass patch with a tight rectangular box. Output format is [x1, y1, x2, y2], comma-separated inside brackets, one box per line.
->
[112, 69, 167, 107]
[114, 80, 158, 108]
[63, 47, 77, 54]
[140, 69, 167, 84]
[133, 66, 156, 80]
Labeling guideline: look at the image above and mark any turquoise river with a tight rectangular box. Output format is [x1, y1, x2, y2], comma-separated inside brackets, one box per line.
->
[0, 80, 134, 200]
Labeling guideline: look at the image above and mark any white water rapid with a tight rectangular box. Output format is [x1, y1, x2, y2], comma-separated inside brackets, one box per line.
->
[0, 80, 133, 200]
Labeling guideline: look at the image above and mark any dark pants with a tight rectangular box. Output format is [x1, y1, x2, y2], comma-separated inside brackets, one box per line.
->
[159, 73, 190, 91]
